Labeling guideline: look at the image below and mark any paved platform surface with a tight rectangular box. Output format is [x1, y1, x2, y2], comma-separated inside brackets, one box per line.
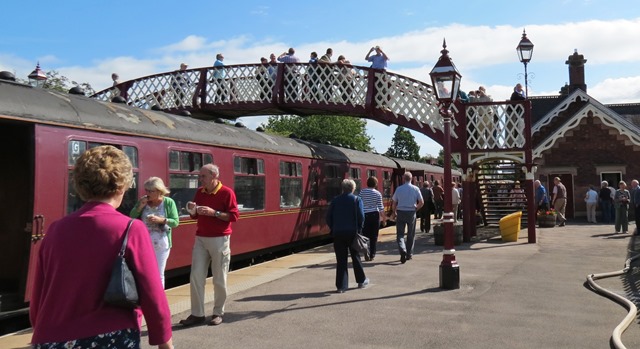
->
[3, 221, 640, 349]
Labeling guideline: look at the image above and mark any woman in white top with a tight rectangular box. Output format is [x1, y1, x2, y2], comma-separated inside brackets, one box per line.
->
[584, 185, 599, 223]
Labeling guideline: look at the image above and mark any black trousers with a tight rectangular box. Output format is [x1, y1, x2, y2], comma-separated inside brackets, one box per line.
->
[332, 234, 366, 291]
[362, 212, 380, 258]
[635, 205, 640, 233]
[420, 209, 431, 232]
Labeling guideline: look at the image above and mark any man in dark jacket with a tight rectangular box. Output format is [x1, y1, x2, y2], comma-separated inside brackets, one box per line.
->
[419, 181, 434, 233]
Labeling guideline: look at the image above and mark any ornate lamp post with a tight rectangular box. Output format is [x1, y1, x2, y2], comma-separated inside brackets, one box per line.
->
[516, 29, 534, 98]
[28, 62, 47, 88]
[429, 39, 461, 290]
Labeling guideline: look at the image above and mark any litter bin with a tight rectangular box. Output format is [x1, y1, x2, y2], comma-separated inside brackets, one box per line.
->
[499, 211, 522, 242]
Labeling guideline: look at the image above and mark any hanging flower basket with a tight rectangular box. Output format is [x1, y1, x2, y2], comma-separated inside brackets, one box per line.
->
[536, 209, 556, 228]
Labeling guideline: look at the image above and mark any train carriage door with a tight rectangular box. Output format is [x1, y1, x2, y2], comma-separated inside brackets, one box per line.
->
[0, 122, 34, 310]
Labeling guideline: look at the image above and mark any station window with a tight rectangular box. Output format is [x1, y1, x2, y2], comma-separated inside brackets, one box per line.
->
[66, 140, 139, 216]
[350, 167, 362, 194]
[168, 150, 213, 216]
[280, 161, 302, 208]
[234, 156, 265, 211]
[324, 164, 342, 201]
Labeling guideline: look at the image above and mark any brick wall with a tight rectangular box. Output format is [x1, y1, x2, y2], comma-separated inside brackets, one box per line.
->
[538, 115, 640, 219]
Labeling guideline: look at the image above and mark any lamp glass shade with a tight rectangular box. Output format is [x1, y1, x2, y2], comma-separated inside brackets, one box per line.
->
[517, 34, 534, 63]
[429, 41, 461, 103]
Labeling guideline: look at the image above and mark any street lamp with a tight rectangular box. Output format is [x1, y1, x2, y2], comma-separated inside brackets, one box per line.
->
[28, 62, 47, 88]
[429, 39, 461, 290]
[516, 29, 534, 98]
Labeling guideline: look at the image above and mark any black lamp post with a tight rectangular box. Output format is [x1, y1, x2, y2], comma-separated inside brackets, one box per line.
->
[429, 39, 461, 290]
[28, 62, 47, 88]
[516, 29, 534, 98]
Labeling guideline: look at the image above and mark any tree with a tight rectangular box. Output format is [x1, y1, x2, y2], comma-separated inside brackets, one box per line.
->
[435, 148, 461, 169]
[385, 126, 420, 161]
[263, 115, 372, 151]
[18, 70, 95, 95]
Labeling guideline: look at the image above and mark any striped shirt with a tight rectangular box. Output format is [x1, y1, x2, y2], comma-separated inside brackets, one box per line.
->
[360, 188, 384, 213]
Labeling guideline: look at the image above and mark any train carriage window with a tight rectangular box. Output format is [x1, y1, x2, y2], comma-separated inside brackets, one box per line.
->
[169, 150, 180, 170]
[367, 169, 376, 179]
[234, 157, 264, 175]
[68, 140, 87, 165]
[350, 167, 362, 194]
[169, 173, 200, 216]
[280, 161, 302, 208]
[122, 146, 138, 168]
[383, 170, 392, 199]
[234, 156, 265, 211]
[168, 150, 213, 216]
[310, 170, 319, 201]
[324, 164, 342, 201]
[66, 171, 139, 215]
[67, 141, 138, 215]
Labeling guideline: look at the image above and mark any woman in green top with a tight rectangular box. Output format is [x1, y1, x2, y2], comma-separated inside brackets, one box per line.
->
[130, 177, 179, 287]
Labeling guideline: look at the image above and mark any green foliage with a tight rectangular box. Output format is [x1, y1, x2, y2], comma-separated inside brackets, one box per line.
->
[435, 147, 461, 169]
[18, 70, 95, 95]
[385, 126, 420, 161]
[263, 115, 372, 151]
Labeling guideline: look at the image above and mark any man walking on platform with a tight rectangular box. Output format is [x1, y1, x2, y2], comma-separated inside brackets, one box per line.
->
[419, 181, 434, 233]
[180, 164, 239, 327]
[391, 172, 423, 264]
[552, 177, 567, 227]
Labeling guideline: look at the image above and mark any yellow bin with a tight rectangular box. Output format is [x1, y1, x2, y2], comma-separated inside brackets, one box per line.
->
[499, 211, 522, 242]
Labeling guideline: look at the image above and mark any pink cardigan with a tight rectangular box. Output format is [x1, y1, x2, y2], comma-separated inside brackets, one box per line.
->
[30, 202, 172, 345]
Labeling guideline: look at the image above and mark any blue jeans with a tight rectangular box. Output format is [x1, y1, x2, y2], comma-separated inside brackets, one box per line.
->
[600, 199, 612, 223]
[396, 210, 417, 256]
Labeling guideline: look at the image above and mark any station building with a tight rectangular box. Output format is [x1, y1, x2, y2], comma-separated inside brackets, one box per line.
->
[531, 50, 640, 220]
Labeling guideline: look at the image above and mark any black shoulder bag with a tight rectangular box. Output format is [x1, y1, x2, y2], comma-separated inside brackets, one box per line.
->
[104, 219, 139, 308]
[350, 196, 370, 258]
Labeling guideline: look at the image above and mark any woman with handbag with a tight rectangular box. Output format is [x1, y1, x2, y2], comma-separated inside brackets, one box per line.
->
[130, 177, 179, 287]
[614, 180, 631, 234]
[30, 146, 173, 349]
[326, 179, 369, 293]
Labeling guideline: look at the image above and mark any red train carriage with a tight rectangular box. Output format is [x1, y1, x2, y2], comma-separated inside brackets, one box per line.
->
[0, 78, 458, 311]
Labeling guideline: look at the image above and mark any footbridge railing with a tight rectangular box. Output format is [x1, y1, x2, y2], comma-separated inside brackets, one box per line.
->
[92, 63, 459, 142]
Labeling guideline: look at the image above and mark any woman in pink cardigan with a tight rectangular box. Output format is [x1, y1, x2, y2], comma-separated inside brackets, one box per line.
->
[29, 145, 173, 349]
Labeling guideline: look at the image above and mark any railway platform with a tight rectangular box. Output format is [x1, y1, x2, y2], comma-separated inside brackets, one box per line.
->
[3, 222, 640, 349]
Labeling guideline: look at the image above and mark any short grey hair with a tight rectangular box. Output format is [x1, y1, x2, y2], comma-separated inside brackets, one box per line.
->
[601, 181, 608, 187]
[202, 163, 219, 177]
[403, 172, 413, 183]
[342, 178, 356, 193]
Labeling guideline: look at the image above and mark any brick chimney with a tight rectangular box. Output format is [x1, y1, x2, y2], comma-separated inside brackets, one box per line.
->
[565, 49, 587, 93]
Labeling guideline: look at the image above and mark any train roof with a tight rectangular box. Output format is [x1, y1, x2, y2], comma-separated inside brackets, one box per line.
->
[0, 80, 398, 168]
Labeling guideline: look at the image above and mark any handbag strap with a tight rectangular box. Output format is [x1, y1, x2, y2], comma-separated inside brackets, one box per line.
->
[353, 196, 360, 232]
[118, 219, 135, 257]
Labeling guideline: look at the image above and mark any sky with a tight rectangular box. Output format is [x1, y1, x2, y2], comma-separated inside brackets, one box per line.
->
[2, 0, 640, 157]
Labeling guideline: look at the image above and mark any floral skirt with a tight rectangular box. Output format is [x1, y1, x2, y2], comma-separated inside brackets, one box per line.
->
[33, 328, 140, 349]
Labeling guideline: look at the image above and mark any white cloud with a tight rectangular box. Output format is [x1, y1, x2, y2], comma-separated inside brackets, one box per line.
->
[160, 35, 209, 52]
[3, 17, 640, 154]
